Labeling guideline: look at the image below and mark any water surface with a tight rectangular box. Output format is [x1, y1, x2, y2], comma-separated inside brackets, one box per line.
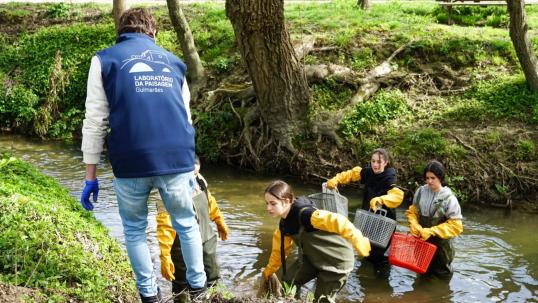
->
[1, 134, 537, 303]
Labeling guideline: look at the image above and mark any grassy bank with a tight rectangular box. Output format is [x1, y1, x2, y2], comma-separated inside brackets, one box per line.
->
[0, 1, 537, 208]
[0, 156, 138, 302]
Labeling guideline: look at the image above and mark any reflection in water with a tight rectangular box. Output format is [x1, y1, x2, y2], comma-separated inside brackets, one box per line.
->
[1, 134, 537, 302]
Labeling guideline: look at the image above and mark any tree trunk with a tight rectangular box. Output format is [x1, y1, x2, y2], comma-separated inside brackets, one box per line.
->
[112, 0, 128, 33]
[166, 0, 206, 100]
[357, 0, 370, 10]
[225, 0, 311, 152]
[508, 0, 538, 91]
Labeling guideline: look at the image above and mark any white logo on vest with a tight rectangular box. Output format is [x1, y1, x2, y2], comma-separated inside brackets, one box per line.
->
[121, 50, 176, 93]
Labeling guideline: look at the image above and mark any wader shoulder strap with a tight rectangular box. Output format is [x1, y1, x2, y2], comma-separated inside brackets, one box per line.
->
[279, 207, 310, 276]
[415, 188, 422, 216]
[279, 220, 286, 276]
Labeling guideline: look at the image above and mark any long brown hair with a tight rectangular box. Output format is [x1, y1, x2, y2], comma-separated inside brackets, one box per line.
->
[264, 180, 295, 203]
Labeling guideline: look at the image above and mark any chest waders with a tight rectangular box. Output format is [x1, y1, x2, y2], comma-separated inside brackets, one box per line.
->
[280, 208, 354, 303]
[417, 191, 455, 277]
[171, 191, 219, 302]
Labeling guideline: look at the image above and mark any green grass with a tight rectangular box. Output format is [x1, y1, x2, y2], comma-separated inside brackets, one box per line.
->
[444, 74, 538, 124]
[0, 0, 534, 140]
[0, 157, 137, 302]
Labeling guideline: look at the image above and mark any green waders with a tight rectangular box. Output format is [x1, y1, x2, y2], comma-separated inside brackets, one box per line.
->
[171, 191, 219, 303]
[282, 217, 355, 303]
[418, 201, 455, 278]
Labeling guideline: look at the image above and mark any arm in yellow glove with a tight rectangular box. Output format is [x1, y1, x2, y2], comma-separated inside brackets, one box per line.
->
[420, 219, 463, 241]
[326, 166, 362, 189]
[263, 229, 294, 280]
[156, 211, 176, 281]
[310, 209, 371, 257]
[207, 190, 229, 241]
[406, 204, 423, 238]
[369, 187, 404, 211]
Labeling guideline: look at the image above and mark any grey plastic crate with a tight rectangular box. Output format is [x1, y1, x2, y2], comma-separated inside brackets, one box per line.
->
[353, 209, 397, 248]
[308, 192, 348, 217]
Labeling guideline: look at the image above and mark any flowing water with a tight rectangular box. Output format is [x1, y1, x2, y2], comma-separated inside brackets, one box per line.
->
[1, 134, 537, 303]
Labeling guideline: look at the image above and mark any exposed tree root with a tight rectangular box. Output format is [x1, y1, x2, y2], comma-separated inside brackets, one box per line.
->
[196, 39, 538, 208]
[309, 41, 412, 146]
[293, 35, 316, 60]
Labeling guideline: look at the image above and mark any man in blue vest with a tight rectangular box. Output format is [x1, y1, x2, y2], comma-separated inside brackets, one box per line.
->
[80, 8, 206, 303]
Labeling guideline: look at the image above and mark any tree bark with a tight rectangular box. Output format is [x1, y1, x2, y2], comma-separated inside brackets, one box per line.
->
[508, 0, 538, 91]
[225, 0, 311, 152]
[166, 0, 206, 100]
[112, 0, 128, 34]
[357, 0, 370, 10]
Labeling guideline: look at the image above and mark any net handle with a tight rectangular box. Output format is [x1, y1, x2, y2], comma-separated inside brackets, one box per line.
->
[370, 208, 388, 217]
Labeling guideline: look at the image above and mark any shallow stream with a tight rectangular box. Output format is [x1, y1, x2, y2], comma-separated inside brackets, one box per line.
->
[1, 134, 537, 303]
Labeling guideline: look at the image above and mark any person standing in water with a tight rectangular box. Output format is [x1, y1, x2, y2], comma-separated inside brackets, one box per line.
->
[157, 156, 229, 302]
[262, 180, 371, 303]
[326, 148, 404, 276]
[406, 160, 463, 278]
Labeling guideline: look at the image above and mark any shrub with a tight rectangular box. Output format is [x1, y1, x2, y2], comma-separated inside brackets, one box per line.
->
[408, 128, 448, 156]
[11, 23, 115, 103]
[393, 128, 450, 161]
[341, 89, 408, 138]
[311, 82, 354, 111]
[434, 5, 508, 27]
[0, 75, 39, 130]
[0, 23, 115, 138]
[515, 139, 536, 161]
[213, 57, 230, 72]
[468, 75, 538, 123]
[46, 3, 71, 19]
[193, 108, 238, 162]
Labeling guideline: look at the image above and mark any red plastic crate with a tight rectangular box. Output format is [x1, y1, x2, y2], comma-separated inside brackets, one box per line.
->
[388, 232, 437, 274]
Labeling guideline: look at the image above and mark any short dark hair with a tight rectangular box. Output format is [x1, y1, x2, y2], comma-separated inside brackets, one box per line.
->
[118, 8, 157, 37]
[423, 160, 446, 185]
[264, 180, 295, 203]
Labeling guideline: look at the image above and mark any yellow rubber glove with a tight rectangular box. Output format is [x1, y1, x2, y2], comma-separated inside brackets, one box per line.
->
[429, 219, 463, 239]
[207, 190, 229, 240]
[326, 178, 338, 190]
[216, 220, 229, 241]
[406, 204, 423, 238]
[263, 229, 294, 280]
[156, 212, 176, 281]
[409, 223, 423, 238]
[369, 197, 383, 211]
[311, 209, 371, 257]
[419, 227, 435, 241]
[326, 166, 362, 189]
[377, 187, 405, 209]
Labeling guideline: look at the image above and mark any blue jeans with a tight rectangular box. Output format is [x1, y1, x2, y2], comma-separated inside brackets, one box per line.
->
[114, 172, 206, 297]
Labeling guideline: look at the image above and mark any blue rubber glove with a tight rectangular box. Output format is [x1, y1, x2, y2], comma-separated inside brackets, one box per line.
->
[81, 179, 99, 211]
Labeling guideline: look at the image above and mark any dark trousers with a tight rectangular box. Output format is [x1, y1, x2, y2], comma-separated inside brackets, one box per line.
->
[171, 235, 219, 301]
[283, 257, 348, 303]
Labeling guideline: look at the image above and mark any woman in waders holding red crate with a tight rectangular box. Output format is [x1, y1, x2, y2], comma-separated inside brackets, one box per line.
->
[262, 180, 371, 303]
[406, 160, 463, 278]
[326, 148, 404, 276]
